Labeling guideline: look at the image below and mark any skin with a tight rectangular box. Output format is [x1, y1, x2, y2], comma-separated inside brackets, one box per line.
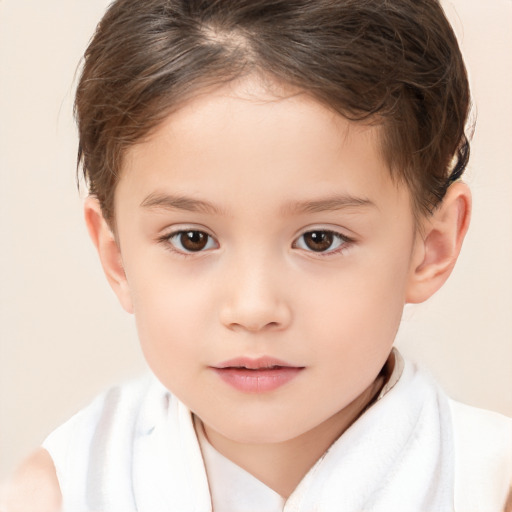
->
[2, 76, 473, 508]
[505, 486, 512, 512]
[0, 449, 61, 512]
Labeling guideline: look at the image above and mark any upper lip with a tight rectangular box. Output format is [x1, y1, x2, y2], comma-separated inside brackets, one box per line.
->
[213, 356, 303, 370]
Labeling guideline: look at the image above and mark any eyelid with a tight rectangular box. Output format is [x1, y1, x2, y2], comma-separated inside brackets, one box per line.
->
[159, 223, 216, 238]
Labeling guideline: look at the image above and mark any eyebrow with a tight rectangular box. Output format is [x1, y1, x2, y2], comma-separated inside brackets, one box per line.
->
[281, 195, 376, 215]
[140, 192, 376, 216]
[140, 193, 223, 215]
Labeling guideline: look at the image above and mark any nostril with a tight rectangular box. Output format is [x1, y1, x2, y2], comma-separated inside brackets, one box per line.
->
[219, 297, 292, 332]
[244, 321, 280, 333]
[224, 319, 282, 333]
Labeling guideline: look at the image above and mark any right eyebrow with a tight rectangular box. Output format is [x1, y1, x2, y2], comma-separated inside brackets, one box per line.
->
[140, 193, 223, 215]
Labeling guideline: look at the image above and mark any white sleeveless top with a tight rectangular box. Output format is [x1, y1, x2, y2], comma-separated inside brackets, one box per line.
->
[43, 352, 512, 512]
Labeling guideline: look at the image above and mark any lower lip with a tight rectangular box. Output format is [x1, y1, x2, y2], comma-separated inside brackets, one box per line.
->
[213, 367, 303, 393]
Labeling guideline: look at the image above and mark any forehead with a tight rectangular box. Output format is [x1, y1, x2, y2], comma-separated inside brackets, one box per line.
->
[117, 77, 410, 219]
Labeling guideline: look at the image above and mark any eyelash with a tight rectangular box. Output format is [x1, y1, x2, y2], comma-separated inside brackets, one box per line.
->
[292, 230, 354, 257]
[158, 228, 354, 257]
[158, 229, 218, 257]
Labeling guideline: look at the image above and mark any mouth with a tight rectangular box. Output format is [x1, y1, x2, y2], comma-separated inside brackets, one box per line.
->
[211, 357, 305, 393]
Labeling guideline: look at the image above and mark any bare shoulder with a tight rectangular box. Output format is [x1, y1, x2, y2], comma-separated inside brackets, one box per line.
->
[505, 485, 512, 512]
[0, 449, 62, 512]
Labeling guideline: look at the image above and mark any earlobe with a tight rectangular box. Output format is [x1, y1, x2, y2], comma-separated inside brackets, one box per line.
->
[406, 182, 472, 304]
[84, 197, 134, 314]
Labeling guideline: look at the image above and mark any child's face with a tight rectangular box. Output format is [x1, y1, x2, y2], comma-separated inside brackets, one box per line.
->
[112, 78, 423, 445]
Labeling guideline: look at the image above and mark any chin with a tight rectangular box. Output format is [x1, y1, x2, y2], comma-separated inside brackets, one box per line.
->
[205, 414, 315, 445]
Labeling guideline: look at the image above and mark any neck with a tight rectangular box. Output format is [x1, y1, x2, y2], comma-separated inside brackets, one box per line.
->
[200, 365, 389, 498]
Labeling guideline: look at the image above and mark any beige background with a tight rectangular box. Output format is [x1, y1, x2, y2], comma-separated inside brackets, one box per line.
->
[0, 0, 511, 480]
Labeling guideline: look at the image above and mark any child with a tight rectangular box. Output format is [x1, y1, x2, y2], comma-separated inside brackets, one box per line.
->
[2, 0, 511, 510]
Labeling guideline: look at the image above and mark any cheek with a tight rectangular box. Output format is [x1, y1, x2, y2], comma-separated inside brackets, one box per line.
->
[301, 253, 410, 351]
[126, 267, 212, 368]
[303, 279, 403, 401]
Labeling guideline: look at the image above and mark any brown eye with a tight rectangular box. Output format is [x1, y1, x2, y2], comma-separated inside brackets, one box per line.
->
[168, 230, 217, 253]
[295, 230, 348, 253]
[181, 231, 208, 251]
[303, 231, 334, 252]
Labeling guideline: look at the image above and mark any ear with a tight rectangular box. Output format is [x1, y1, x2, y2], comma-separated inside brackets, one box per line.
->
[84, 197, 134, 314]
[406, 182, 472, 304]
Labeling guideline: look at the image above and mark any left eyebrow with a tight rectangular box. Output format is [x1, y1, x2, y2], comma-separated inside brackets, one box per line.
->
[282, 195, 376, 215]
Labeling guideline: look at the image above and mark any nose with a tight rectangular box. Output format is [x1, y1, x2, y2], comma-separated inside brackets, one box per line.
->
[218, 257, 292, 333]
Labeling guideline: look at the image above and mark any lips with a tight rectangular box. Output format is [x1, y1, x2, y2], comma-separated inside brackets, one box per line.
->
[212, 357, 304, 393]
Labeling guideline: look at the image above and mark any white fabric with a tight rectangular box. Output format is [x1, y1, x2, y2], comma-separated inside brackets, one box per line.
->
[43, 355, 512, 512]
[195, 417, 286, 512]
[450, 400, 512, 511]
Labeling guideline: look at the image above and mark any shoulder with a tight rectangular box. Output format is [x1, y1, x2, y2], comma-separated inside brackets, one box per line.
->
[449, 399, 512, 511]
[40, 375, 165, 503]
[449, 399, 512, 459]
[0, 449, 61, 512]
[43, 375, 155, 456]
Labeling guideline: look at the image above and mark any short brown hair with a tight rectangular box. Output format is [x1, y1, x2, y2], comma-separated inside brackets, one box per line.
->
[76, 0, 470, 223]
